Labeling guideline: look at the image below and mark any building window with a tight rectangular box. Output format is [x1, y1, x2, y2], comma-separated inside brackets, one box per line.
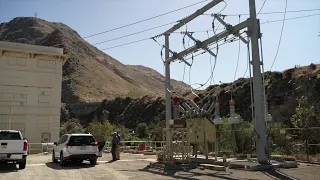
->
[37, 59, 56, 69]
[0, 93, 27, 106]
[38, 87, 51, 103]
[0, 115, 26, 136]
[6, 57, 27, 66]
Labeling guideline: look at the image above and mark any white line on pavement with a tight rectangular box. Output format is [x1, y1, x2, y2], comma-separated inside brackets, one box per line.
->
[27, 158, 157, 166]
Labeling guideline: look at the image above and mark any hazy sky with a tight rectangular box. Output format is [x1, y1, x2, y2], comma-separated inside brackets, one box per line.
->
[1, 0, 319, 89]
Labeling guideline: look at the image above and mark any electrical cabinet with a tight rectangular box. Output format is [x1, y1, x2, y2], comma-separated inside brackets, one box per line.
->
[186, 118, 216, 144]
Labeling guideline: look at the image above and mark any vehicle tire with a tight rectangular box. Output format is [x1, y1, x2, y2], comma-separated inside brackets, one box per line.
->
[18, 158, 26, 170]
[60, 152, 66, 166]
[90, 158, 97, 165]
[52, 151, 58, 163]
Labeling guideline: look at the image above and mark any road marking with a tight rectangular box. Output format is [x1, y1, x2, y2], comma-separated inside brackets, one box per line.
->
[98, 158, 157, 163]
[27, 158, 157, 166]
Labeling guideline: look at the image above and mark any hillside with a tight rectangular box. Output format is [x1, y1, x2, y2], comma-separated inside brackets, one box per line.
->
[64, 64, 320, 129]
[0, 17, 190, 103]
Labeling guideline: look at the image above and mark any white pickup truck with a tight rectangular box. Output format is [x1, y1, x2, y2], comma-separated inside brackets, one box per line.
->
[0, 130, 28, 169]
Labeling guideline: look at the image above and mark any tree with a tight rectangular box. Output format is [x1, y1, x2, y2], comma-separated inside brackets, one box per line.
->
[291, 96, 319, 156]
[60, 118, 85, 136]
[86, 120, 114, 141]
[136, 123, 148, 139]
[235, 121, 254, 154]
[149, 120, 165, 141]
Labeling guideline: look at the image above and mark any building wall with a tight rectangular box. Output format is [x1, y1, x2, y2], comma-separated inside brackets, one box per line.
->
[0, 42, 65, 143]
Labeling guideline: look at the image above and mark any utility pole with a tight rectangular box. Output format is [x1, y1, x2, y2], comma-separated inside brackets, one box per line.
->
[160, 0, 269, 164]
[164, 34, 172, 161]
[248, 0, 269, 164]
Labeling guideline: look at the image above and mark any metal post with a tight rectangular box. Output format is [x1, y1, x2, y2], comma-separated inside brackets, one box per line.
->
[248, 0, 269, 164]
[8, 106, 12, 129]
[231, 124, 236, 156]
[164, 34, 172, 161]
[215, 125, 220, 161]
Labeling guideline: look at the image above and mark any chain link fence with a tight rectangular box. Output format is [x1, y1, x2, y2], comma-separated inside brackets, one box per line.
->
[216, 123, 320, 161]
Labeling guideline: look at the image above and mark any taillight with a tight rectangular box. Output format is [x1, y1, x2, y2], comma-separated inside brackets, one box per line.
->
[65, 143, 71, 148]
[92, 142, 99, 146]
[23, 142, 28, 151]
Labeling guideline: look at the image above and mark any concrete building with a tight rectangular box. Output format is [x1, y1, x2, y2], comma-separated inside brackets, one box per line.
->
[0, 41, 67, 143]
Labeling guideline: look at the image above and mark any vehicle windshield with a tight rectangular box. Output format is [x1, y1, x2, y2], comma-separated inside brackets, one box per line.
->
[0, 132, 21, 140]
[68, 136, 95, 146]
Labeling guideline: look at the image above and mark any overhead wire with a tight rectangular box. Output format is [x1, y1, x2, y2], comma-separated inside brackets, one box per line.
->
[203, 8, 320, 16]
[267, 0, 288, 74]
[181, 24, 189, 83]
[257, 0, 267, 15]
[186, 1, 227, 100]
[207, 31, 215, 86]
[94, 0, 228, 46]
[83, 0, 211, 38]
[92, 21, 177, 45]
[230, 15, 242, 100]
[99, 13, 320, 50]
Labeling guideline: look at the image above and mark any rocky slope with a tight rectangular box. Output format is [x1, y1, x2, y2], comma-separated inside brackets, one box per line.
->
[65, 64, 320, 128]
[0, 17, 190, 103]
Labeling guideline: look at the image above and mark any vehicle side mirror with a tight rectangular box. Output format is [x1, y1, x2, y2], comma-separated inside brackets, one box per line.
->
[54, 142, 57, 146]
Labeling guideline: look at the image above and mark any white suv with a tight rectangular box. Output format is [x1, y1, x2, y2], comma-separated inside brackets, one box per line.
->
[52, 133, 99, 166]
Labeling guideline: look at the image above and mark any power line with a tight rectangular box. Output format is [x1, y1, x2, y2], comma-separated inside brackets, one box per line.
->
[94, 8, 320, 46]
[83, 0, 210, 39]
[257, 0, 267, 15]
[231, 15, 242, 100]
[99, 13, 319, 51]
[268, 0, 288, 72]
[92, 21, 177, 45]
[203, 8, 320, 16]
[260, 13, 319, 24]
[92, 1, 229, 46]
[176, 13, 320, 33]
[100, 38, 150, 50]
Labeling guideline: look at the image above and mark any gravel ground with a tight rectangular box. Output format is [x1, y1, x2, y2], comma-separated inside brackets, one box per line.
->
[0, 153, 319, 180]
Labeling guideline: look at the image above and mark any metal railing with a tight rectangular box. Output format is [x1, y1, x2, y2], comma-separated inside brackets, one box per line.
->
[27, 141, 165, 155]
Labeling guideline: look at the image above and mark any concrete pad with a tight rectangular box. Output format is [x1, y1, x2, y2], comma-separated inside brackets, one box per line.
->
[199, 164, 226, 171]
[148, 162, 197, 170]
[229, 161, 274, 171]
[281, 161, 298, 168]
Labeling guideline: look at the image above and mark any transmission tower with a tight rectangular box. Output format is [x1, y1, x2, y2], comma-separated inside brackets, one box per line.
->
[161, 0, 269, 165]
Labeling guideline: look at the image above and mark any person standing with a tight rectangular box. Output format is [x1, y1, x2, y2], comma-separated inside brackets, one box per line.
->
[111, 132, 119, 161]
[116, 132, 121, 160]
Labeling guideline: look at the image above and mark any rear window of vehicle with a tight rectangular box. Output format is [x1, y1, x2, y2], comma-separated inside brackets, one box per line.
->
[0, 132, 21, 140]
[68, 136, 95, 146]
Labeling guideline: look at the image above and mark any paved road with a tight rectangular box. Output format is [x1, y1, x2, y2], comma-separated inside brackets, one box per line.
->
[1, 153, 320, 180]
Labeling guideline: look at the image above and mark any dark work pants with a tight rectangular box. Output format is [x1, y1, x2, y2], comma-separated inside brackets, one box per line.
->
[111, 144, 117, 160]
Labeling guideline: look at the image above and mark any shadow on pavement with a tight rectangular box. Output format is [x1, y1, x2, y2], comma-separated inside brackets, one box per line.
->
[106, 160, 117, 163]
[45, 162, 95, 170]
[120, 166, 239, 180]
[262, 170, 298, 180]
[0, 163, 18, 173]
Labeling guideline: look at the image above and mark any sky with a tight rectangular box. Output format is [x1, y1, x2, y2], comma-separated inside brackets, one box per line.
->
[0, 0, 319, 90]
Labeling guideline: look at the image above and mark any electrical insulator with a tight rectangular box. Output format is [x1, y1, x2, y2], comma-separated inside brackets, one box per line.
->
[173, 96, 180, 105]
[266, 113, 272, 122]
[213, 101, 223, 125]
[172, 96, 180, 120]
[228, 100, 242, 124]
